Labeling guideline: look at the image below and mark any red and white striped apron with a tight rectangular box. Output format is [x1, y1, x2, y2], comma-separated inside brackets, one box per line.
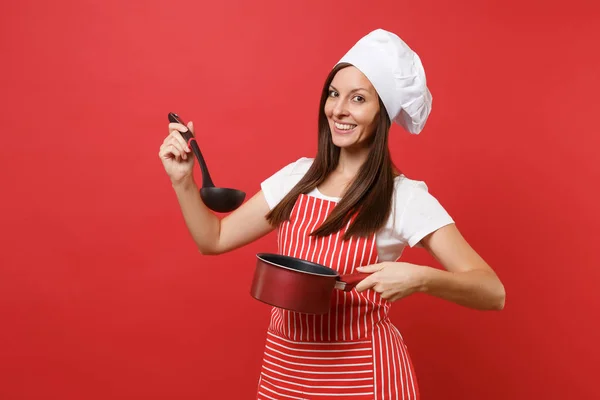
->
[256, 194, 420, 400]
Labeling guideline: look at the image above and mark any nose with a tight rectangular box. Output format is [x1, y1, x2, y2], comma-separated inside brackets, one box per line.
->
[332, 98, 348, 118]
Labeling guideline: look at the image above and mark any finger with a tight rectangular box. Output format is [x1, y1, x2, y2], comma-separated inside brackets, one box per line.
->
[173, 143, 189, 160]
[168, 122, 188, 133]
[159, 143, 174, 158]
[188, 121, 194, 134]
[162, 130, 189, 153]
[160, 143, 183, 160]
[169, 131, 191, 154]
[380, 290, 393, 300]
[356, 263, 386, 273]
[167, 137, 187, 155]
[168, 144, 182, 159]
[388, 292, 407, 302]
[166, 135, 189, 159]
[355, 275, 377, 293]
[373, 283, 385, 293]
[389, 294, 403, 302]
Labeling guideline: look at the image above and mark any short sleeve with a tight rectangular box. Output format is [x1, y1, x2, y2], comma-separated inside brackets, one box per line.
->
[260, 157, 313, 209]
[397, 181, 455, 247]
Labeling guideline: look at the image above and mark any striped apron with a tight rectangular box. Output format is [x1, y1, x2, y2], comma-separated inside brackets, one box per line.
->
[256, 194, 420, 399]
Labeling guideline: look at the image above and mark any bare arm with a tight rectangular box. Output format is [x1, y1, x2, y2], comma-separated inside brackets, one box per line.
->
[356, 224, 505, 311]
[418, 224, 506, 310]
[160, 121, 275, 256]
[172, 176, 275, 255]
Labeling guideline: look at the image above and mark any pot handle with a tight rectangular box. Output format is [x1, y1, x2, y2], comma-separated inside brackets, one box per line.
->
[338, 273, 370, 292]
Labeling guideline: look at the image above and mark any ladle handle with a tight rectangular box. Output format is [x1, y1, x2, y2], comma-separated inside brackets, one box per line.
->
[179, 130, 214, 188]
[168, 113, 214, 188]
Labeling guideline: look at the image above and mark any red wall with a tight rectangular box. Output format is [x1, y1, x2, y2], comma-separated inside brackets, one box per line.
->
[1, 0, 599, 399]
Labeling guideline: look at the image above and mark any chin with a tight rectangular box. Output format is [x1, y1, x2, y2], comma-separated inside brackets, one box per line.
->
[330, 124, 362, 147]
[331, 135, 360, 149]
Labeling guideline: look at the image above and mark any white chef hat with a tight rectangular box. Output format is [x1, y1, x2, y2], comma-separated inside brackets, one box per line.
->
[336, 29, 432, 134]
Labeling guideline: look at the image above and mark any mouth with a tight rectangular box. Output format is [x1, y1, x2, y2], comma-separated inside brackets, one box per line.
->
[333, 121, 357, 133]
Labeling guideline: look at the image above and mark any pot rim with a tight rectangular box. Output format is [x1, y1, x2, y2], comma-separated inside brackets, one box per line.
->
[256, 253, 339, 278]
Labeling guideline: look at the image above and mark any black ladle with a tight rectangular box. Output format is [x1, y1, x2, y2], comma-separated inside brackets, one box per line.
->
[168, 112, 246, 213]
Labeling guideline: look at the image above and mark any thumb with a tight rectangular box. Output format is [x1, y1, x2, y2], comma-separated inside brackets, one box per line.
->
[188, 121, 194, 134]
[356, 263, 386, 273]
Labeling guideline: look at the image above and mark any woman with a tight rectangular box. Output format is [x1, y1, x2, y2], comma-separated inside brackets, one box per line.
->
[159, 29, 505, 400]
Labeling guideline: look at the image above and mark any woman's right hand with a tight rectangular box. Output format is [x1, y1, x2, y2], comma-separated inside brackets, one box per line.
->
[159, 121, 195, 184]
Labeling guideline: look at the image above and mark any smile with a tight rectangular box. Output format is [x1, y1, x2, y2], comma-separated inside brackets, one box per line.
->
[334, 122, 357, 131]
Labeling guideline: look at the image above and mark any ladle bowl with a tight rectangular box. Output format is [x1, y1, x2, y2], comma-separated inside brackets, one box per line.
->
[168, 112, 246, 213]
[200, 187, 246, 213]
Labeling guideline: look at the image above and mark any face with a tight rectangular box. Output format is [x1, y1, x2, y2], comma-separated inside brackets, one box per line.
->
[324, 66, 380, 150]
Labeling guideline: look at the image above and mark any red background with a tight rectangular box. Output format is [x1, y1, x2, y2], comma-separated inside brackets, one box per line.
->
[1, 0, 599, 399]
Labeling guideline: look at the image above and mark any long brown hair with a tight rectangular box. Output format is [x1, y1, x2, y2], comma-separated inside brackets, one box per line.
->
[265, 62, 399, 241]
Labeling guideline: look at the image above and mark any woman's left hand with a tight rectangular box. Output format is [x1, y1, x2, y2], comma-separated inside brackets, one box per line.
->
[354, 262, 429, 302]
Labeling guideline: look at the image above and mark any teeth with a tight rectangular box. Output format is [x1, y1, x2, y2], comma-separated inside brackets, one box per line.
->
[335, 122, 356, 131]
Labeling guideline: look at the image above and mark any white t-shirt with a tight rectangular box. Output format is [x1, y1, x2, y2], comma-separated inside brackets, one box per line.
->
[260, 157, 455, 262]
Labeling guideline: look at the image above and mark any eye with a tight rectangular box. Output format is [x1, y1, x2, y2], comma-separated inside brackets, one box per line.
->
[328, 89, 339, 97]
[353, 95, 365, 103]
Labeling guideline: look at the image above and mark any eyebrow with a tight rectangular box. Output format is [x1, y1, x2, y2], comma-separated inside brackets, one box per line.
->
[329, 85, 370, 94]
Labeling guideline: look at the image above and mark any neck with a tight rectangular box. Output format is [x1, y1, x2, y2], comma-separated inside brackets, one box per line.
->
[336, 146, 370, 178]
